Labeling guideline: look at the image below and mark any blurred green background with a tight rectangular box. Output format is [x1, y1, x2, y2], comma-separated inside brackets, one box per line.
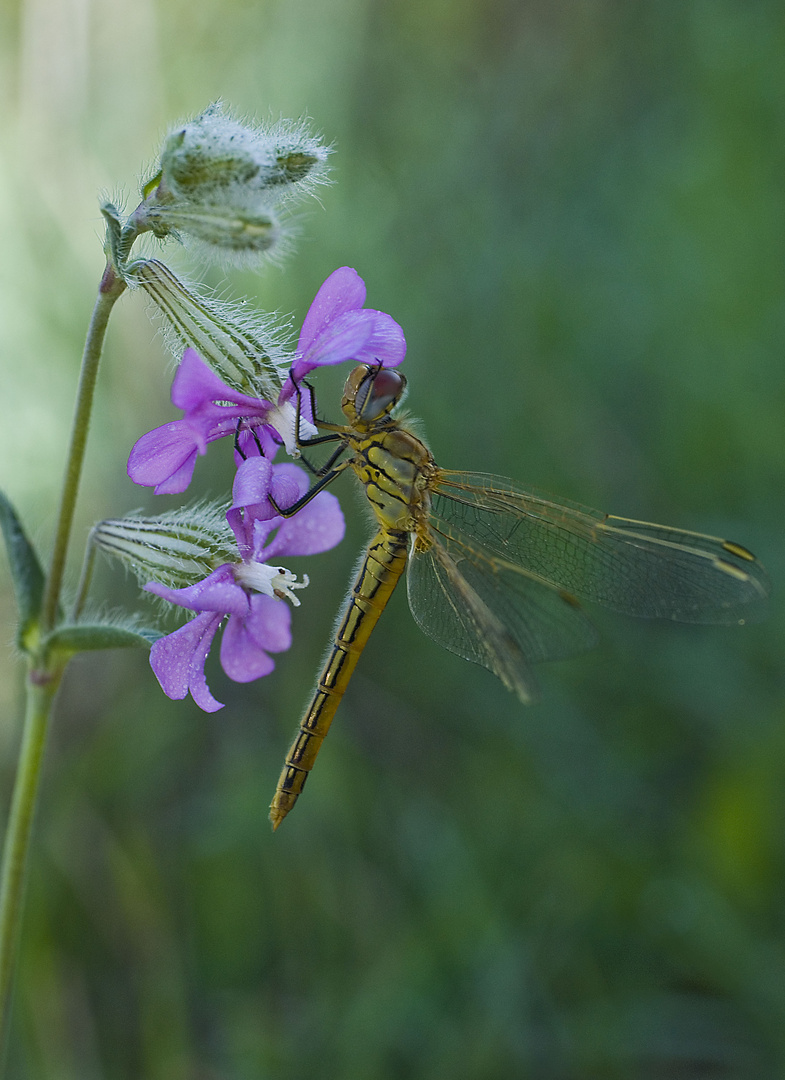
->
[1, 0, 784, 1076]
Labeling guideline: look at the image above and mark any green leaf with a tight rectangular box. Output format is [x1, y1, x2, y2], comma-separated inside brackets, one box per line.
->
[44, 623, 162, 656]
[0, 488, 46, 651]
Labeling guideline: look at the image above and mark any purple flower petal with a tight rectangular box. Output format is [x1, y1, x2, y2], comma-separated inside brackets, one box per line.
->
[280, 268, 407, 402]
[129, 349, 282, 493]
[358, 311, 407, 368]
[219, 594, 291, 682]
[297, 267, 366, 355]
[127, 421, 201, 494]
[171, 348, 235, 412]
[234, 462, 345, 558]
[232, 457, 301, 518]
[234, 425, 280, 464]
[227, 459, 303, 555]
[149, 610, 225, 712]
[259, 489, 345, 559]
[245, 592, 293, 653]
[173, 348, 277, 416]
[231, 455, 274, 512]
[145, 564, 249, 618]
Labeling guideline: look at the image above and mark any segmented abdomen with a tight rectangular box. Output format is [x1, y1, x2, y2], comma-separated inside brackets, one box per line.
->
[269, 528, 408, 829]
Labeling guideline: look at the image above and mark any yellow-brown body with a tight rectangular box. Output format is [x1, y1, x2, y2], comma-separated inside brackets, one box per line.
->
[269, 375, 434, 829]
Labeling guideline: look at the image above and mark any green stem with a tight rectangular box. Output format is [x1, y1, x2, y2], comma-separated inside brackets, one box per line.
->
[71, 526, 98, 622]
[0, 666, 63, 1058]
[0, 257, 127, 1065]
[41, 264, 126, 632]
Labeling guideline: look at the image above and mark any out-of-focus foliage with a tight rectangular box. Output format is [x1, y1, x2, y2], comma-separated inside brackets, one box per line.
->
[1, 0, 783, 1076]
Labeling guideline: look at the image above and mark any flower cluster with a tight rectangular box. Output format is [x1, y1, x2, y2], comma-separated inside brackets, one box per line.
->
[131, 103, 332, 267]
[145, 460, 344, 711]
[118, 265, 406, 709]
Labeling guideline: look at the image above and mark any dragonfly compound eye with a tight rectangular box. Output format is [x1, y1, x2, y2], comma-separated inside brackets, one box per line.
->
[354, 367, 406, 422]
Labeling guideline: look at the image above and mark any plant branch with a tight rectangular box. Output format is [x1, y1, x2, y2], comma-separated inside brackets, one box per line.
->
[0, 666, 63, 1060]
[41, 264, 126, 632]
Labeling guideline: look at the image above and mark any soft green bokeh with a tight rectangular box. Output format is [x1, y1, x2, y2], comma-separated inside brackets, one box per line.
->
[1, 1, 783, 1076]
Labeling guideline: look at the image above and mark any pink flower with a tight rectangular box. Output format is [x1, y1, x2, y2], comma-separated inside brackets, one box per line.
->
[128, 268, 406, 493]
[127, 349, 282, 494]
[146, 460, 344, 711]
[281, 265, 407, 403]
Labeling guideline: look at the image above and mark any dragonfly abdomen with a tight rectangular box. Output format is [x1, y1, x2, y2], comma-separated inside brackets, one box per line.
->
[269, 528, 409, 829]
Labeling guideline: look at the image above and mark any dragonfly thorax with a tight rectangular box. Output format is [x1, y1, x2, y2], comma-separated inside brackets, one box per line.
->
[342, 365, 406, 429]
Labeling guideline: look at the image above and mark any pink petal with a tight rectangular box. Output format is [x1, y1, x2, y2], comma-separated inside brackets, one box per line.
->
[297, 267, 366, 355]
[219, 604, 282, 682]
[127, 422, 200, 494]
[261, 490, 345, 559]
[145, 565, 249, 618]
[245, 593, 293, 653]
[171, 349, 239, 411]
[149, 611, 225, 712]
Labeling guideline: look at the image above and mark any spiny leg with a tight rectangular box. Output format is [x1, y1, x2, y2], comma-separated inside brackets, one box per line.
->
[269, 460, 352, 518]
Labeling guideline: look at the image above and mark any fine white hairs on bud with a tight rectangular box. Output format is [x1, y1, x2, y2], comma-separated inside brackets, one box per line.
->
[134, 103, 331, 267]
[144, 203, 282, 262]
[93, 505, 235, 590]
[127, 259, 292, 400]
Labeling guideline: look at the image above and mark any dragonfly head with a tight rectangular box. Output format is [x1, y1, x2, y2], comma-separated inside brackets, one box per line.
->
[342, 364, 406, 428]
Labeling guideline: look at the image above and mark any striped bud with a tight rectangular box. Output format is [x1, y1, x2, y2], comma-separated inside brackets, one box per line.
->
[93, 507, 235, 590]
[127, 259, 290, 399]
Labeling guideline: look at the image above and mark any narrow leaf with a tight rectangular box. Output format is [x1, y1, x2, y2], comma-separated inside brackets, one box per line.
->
[45, 623, 161, 656]
[0, 488, 46, 649]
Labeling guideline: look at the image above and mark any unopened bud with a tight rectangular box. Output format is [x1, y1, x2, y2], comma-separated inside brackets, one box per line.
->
[141, 203, 281, 260]
[127, 259, 290, 399]
[134, 103, 330, 265]
[159, 103, 330, 201]
[93, 506, 235, 590]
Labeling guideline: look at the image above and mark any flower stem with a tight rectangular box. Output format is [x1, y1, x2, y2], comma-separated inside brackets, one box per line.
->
[41, 264, 126, 632]
[71, 526, 98, 622]
[0, 260, 125, 1066]
[0, 666, 63, 1061]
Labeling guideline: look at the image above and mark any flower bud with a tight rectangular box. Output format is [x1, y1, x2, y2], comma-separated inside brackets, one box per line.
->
[134, 103, 331, 265]
[159, 103, 330, 201]
[93, 506, 235, 590]
[127, 259, 290, 399]
[141, 203, 281, 261]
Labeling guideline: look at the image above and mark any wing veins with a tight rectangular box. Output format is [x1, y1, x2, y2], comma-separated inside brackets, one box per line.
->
[428, 472, 769, 623]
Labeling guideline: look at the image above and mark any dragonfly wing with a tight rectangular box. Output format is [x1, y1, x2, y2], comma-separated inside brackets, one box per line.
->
[406, 531, 599, 704]
[430, 471, 770, 625]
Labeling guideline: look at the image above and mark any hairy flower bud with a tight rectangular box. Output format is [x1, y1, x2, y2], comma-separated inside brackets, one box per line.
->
[127, 259, 290, 399]
[93, 506, 235, 590]
[160, 104, 330, 199]
[133, 103, 331, 265]
[141, 203, 282, 260]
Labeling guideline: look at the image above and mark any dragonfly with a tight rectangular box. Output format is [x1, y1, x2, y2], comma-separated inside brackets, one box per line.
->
[268, 364, 769, 829]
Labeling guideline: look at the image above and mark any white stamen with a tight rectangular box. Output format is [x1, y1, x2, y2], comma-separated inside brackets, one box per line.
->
[264, 399, 318, 456]
[235, 561, 309, 606]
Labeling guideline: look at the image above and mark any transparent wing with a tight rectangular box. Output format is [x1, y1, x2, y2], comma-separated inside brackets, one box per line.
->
[406, 530, 599, 704]
[428, 471, 770, 625]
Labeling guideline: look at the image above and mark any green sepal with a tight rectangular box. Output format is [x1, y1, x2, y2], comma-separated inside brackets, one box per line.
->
[142, 170, 163, 200]
[0, 488, 46, 652]
[44, 623, 162, 658]
[100, 201, 124, 265]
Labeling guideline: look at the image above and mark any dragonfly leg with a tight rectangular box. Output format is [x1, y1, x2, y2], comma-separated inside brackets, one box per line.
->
[293, 379, 346, 442]
[269, 459, 352, 518]
[233, 418, 267, 460]
[295, 438, 349, 479]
